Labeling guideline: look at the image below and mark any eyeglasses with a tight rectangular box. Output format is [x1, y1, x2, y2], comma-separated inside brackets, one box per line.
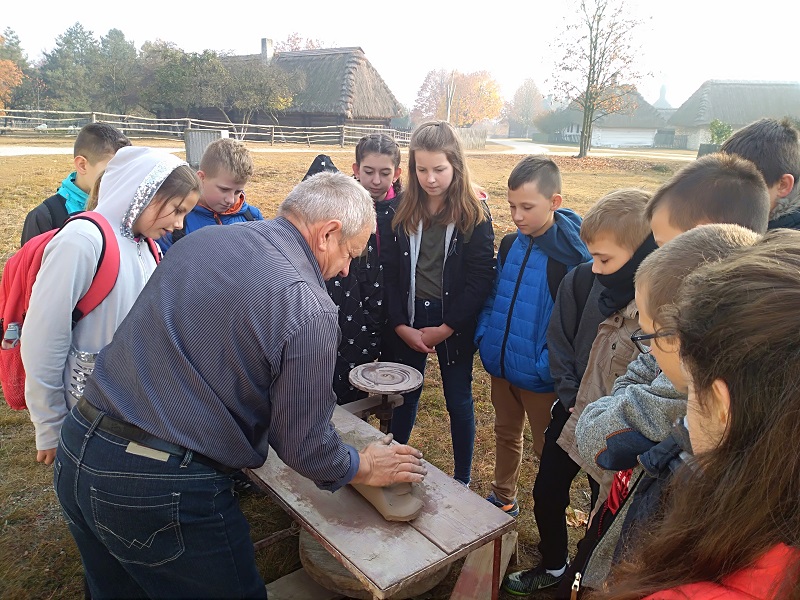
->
[630, 328, 675, 354]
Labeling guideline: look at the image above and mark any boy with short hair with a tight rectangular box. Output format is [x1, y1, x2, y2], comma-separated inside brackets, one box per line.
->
[539, 158, 771, 596]
[720, 117, 800, 230]
[475, 155, 591, 517]
[646, 152, 770, 245]
[502, 188, 658, 594]
[20, 122, 130, 245]
[157, 138, 262, 252]
[562, 225, 760, 594]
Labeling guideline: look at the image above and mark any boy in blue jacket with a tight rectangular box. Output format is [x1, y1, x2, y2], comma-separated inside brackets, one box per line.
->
[475, 156, 590, 516]
[158, 138, 262, 252]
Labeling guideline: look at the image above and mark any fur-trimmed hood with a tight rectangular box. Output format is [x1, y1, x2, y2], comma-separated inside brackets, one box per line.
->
[769, 186, 800, 229]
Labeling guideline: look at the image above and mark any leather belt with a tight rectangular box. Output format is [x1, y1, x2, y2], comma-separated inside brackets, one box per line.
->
[75, 397, 238, 475]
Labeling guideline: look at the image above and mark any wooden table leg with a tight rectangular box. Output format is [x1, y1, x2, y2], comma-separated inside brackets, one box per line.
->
[492, 537, 501, 600]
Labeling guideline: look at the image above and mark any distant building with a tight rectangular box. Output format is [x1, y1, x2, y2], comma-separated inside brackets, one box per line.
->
[668, 80, 800, 150]
[204, 40, 404, 129]
[556, 88, 665, 148]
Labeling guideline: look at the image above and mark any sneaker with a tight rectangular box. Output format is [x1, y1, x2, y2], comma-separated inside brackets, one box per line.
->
[502, 564, 565, 595]
[486, 491, 520, 517]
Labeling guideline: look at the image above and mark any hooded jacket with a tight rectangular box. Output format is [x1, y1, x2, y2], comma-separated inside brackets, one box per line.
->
[156, 197, 264, 253]
[21, 147, 186, 451]
[475, 208, 590, 392]
[768, 188, 800, 230]
[383, 197, 496, 364]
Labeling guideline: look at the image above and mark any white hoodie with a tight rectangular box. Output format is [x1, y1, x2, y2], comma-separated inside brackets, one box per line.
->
[21, 146, 186, 450]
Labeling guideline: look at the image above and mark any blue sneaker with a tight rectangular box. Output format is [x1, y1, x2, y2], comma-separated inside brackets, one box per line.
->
[486, 491, 519, 517]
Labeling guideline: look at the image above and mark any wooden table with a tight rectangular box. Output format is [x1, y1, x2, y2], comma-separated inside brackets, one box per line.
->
[247, 406, 516, 599]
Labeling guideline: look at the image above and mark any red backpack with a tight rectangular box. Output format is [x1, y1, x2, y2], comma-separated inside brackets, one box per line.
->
[0, 212, 160, 410]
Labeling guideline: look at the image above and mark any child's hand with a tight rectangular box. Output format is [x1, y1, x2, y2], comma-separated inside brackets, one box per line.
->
[395, 325, 435, 354]
[420, 325, 453, 349]
[37, 448, 56, 465]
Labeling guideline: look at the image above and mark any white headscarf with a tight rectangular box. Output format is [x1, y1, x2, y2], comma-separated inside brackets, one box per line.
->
[94, 146, 186, 239]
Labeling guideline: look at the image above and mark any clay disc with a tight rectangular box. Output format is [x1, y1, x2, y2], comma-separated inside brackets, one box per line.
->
[348, 362, 423, 395]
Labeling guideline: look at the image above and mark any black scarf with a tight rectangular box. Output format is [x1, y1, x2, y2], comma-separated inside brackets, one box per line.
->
[596, 233, 658, 317]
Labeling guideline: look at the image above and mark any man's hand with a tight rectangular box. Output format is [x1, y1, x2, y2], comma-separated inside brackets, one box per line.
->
[395, 325, 435, 354]
[420, 324, 453, 349]
[37, 448, 56, 465]
[352, 434, 427, 487]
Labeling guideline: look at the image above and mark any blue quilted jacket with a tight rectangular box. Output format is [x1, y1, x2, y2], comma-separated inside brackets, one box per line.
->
[157, 202, 264, 253]
[475, 209, 590, 392]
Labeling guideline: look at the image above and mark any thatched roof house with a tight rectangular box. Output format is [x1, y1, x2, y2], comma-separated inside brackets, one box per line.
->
[557, 88, 666, 147]
[669, 80, 800, 149]
[272, 47, 403, 126]
[215, 42, 403, 128]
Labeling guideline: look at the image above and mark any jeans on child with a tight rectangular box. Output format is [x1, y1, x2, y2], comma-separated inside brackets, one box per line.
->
[54, 406, 266, 599]
[390, 298, 476, 485]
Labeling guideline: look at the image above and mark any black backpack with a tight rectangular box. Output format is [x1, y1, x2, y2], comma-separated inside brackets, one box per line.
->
[44, 195, 70, 230]
[302, 154, 339, 180]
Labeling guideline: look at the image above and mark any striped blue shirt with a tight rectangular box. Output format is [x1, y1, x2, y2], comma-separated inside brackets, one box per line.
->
[84, 217, 359, 491]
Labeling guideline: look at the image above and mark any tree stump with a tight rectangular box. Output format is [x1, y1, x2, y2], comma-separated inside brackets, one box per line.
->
[299, 529, 450, 599]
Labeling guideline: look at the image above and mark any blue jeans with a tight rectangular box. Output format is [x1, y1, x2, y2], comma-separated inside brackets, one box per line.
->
[390, 298, 476, 485]
[55, 406, 266, 599]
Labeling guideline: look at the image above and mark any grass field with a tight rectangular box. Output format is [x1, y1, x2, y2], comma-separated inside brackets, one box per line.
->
[0, 139, 677, 599]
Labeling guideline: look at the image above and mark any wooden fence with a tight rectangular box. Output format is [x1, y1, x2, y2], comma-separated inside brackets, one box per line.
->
[0, 110, 488, 149]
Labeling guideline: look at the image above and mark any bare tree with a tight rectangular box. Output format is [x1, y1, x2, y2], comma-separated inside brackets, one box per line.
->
[506, 79, 545, 138]
[552, 0, 646, 157]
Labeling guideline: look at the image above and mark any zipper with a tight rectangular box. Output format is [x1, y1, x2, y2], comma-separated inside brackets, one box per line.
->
[441, 232, 457, 365]
[136, 240, 147, 280]
[570, 572, 581, 600]
[571, 470, 645, 596]
[499, 238, 533, 378]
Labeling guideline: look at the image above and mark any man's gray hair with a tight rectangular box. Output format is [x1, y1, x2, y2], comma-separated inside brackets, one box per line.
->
[278, 171, 376, 238]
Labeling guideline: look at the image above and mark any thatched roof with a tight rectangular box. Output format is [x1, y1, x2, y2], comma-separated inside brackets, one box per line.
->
[224, 47, 403, 119]
[563, 88, 665, 128]
[669, 80, 800, 128]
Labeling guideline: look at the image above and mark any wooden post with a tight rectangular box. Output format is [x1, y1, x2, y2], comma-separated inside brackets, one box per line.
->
[340, 126, 345, 147]
[271, 126, 275, 146]
[90, 112, 97, 123]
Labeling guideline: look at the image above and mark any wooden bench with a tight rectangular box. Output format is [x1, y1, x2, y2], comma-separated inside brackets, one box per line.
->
[247, 405, 516, 599]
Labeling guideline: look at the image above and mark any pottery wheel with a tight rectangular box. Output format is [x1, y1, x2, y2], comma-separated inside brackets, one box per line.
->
[348, 362, 423, 395]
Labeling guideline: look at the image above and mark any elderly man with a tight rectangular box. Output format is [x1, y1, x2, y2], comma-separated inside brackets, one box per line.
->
[53, 172, 426, 599]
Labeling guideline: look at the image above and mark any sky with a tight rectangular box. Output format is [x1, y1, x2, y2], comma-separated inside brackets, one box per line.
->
[4, 0, 799, 111]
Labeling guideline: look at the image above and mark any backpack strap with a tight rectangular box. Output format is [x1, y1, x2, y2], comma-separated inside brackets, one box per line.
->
[546, 257, 569, 302]
[497, 232, 517, 267]
[243, 206, 255, 221]
[66, 212, 121, 328]
[145, 238, 162, 264]
[43, 195, 70, 229]
[571, 261, 597, 338]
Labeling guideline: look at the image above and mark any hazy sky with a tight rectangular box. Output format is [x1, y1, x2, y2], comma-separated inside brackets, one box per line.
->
[4, 0, 799, 110]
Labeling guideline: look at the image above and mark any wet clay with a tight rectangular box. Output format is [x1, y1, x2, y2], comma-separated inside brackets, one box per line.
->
[340, 429, 425, 521]
[350, 481, 424, 522]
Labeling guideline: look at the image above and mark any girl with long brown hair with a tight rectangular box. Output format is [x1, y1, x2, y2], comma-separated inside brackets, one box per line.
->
[383, 121, 495, 486]
[601, 228, 800, 600]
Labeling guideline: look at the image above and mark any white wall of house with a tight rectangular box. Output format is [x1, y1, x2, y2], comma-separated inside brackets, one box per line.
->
[675, 127, 711, 150]
[591, 127, 657, 148]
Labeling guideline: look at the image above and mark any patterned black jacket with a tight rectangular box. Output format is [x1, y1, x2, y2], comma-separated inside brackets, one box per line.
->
[326, 193, 400, 403]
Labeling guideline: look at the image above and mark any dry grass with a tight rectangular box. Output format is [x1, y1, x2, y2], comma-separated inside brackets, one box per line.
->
[0, 140, 675, 599]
